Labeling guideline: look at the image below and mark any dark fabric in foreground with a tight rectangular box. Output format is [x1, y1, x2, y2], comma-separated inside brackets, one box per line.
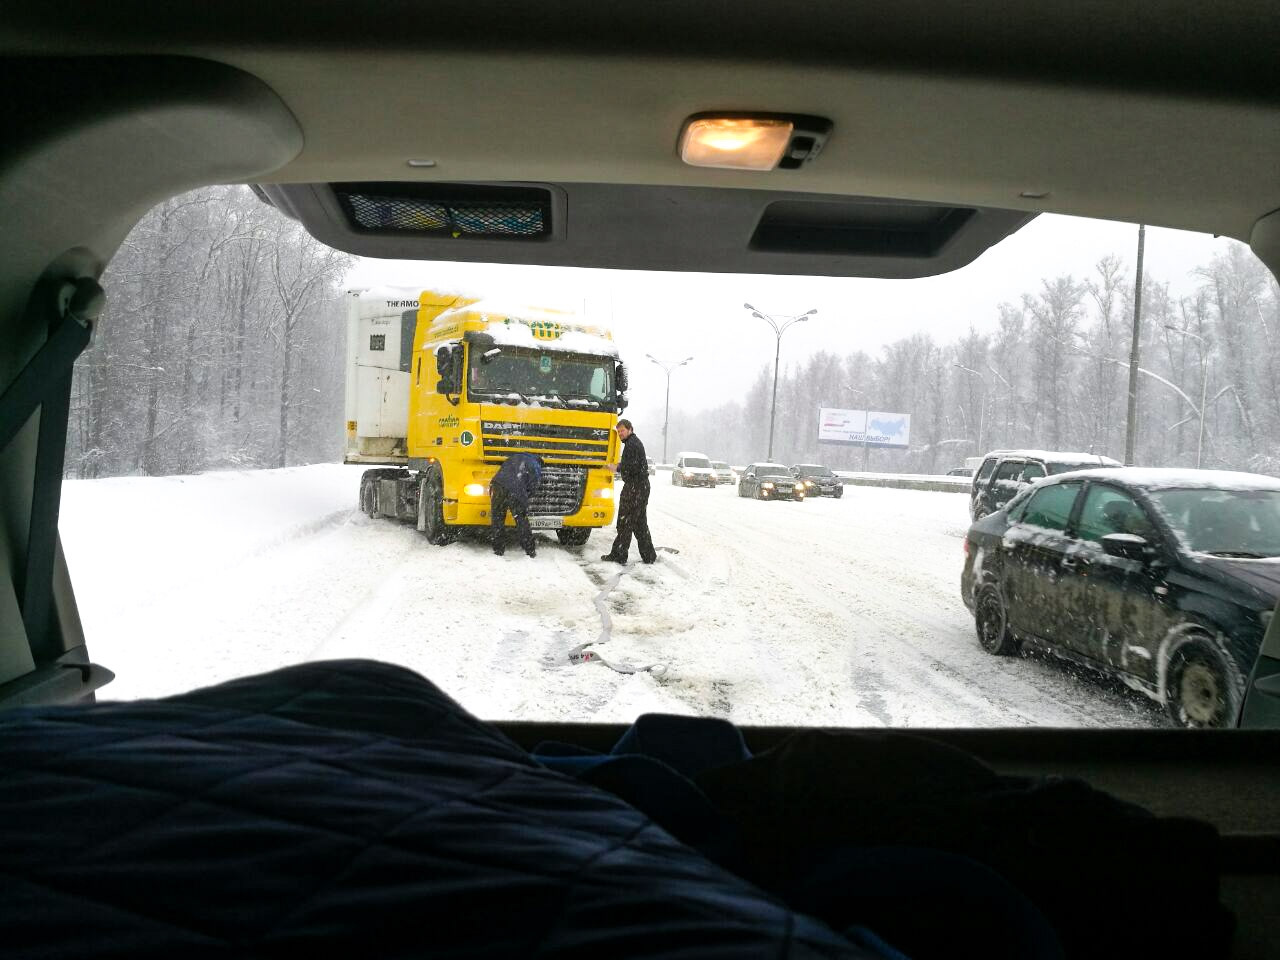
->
[0, 661, 870, 959]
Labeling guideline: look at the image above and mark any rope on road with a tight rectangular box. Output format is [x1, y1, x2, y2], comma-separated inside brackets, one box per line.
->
[567, 553, 676, 677]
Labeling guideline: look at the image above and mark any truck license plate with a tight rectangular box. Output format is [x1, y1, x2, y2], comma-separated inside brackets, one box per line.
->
[529, 516, 564, 530]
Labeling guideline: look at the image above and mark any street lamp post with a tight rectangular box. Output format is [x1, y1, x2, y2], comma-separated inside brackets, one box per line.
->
[1163, 325, 1209, 468]
[744, 303, 817, 461]
[645, 354, 693, 464]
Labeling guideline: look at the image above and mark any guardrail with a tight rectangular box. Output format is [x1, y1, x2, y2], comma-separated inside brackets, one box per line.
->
[833, 472, 972, 494]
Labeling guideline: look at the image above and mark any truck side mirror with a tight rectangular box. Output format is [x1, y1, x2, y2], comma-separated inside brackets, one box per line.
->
[617, 391, 628, 411]
[615, 362, 629, 392]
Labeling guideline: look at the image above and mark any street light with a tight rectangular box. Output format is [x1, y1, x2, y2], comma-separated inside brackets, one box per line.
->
[952, 363, 988, 455]
[744, 303, 817, 460]
[1163, 325, 1209, 468]
[646, 354, 694, 464]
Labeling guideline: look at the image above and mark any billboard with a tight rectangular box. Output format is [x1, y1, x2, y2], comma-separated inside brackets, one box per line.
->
[817, 408, 911, 449]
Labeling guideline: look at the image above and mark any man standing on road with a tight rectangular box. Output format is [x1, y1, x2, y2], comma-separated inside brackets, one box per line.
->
[490, 452, 543, 558]
[601, 419, 657, 565]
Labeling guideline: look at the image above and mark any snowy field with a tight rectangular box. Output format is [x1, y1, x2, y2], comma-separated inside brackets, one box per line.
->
[60, 464, 1163, 727]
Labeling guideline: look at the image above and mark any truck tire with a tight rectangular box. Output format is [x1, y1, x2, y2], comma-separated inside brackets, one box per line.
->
[360, 468, 404, 518]
[419, 470, 455, 546]
[556, 527, 591, 547]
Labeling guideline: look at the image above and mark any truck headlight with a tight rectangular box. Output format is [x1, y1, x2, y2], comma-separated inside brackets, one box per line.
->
[464, 483, 486, 497]
[594, 488, 614, 499]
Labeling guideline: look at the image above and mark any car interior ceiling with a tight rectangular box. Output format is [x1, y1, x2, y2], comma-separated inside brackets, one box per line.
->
[2, 2, 1279, 955]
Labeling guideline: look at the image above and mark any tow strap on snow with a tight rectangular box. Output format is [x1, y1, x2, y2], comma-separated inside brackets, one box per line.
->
[567, 555, 674, 677]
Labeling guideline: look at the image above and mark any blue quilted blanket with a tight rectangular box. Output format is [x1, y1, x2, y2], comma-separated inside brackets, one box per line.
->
[0, 660, 878, 959]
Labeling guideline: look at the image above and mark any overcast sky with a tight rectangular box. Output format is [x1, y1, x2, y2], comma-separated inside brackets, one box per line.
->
[345, 214, 1232, 426]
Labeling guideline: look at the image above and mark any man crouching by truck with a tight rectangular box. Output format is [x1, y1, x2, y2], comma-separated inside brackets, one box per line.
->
[490, 453, 543, 558]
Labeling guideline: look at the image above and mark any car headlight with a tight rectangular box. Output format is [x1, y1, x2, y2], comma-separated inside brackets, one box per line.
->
[464, 483, 486, 497]
[805, 480, 815, 486]
[594, 487, 614, 499]
[761, 481, 774, 489]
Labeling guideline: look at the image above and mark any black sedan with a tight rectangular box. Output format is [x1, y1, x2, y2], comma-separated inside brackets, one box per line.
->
[961, 468, 1280, 728]
[792, 463, 844, 498]
[738, 463, 805, 501]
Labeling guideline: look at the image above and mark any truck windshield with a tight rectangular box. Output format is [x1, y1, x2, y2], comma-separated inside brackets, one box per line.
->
[468, 347, 615, 409]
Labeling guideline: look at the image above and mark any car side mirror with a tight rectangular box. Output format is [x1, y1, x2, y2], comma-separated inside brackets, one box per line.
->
[1101, 533, 1152, 562]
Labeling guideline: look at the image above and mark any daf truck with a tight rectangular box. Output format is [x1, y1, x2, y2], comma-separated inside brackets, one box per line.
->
[345, 288, 627, 546]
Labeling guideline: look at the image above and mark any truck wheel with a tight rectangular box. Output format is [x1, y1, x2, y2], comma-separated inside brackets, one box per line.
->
[419, 472, 455, 546]
[360, 468, 403, 518]
[556, 528, 591, 547]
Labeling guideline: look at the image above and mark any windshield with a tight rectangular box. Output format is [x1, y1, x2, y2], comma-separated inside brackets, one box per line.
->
[57, 185, 1280, 733]
[469, 346, 614, 409]
[1148, 488, 1280, 557]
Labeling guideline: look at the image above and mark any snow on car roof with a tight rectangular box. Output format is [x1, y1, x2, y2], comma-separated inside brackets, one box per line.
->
[677, 451, 710, 459]
[986, 449, 1122, 465]
[1051, 467, 1280, 490]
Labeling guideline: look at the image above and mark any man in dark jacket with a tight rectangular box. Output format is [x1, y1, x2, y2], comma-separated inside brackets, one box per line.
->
[601, 419, 657, 564]
[490, 453, 543, 558]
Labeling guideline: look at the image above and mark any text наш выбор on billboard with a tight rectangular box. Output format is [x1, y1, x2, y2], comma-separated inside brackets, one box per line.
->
[817, 408, 911, 448]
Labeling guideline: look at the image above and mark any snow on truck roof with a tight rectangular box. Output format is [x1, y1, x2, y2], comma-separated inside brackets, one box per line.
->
[441, 298, 620, 359]
[1053, 467, 1280, 490]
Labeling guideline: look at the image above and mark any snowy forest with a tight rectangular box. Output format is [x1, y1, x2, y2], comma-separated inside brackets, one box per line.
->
[66, 186, 352, 478]
[67, 186, 1280, 479]
[663, 244, 1280, 475]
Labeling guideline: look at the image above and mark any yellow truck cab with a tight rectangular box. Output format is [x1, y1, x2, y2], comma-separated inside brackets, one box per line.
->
[346, 288, 626, 547]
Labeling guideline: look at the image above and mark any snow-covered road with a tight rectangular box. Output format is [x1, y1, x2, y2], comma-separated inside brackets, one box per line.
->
[61, 464, 1163, 727]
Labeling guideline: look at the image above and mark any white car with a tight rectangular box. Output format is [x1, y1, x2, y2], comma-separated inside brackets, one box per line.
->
[672, 452, 716, 488]
[710, 460, 736, 485]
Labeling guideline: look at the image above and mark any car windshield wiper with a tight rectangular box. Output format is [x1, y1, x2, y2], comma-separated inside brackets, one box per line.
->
[1205, 550, 1272, 559]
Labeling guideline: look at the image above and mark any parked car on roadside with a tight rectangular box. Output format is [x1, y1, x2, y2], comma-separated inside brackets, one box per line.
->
[962, 467, 1280, 728]
[791, 463, 843, 498]
[970, 449, 1122, 520]
[672, 452, 716, 487]
[738, 463, 805, 501]
[710, 460, 736, 485]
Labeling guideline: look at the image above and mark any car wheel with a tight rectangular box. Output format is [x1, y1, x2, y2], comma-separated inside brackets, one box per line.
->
[974, 585, 1017, 655]
[1164, 634, 1244, 729]
[556, 527, 591, 547]
[834, 487, 843, 499]
[419, 472, 455, 546]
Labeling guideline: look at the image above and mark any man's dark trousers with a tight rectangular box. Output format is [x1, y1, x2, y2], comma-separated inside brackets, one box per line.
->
[491, 485, 535, 556]
[609, 477, 656, 563]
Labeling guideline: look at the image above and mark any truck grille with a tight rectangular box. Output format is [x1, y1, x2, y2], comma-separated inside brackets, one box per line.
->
[482, 420, 610, 464]
[528, 465, 588, 516]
